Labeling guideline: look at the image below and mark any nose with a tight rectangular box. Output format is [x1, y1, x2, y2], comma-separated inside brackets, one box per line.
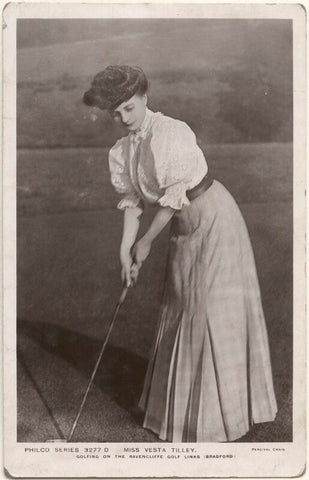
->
[120, 112, 130, 125]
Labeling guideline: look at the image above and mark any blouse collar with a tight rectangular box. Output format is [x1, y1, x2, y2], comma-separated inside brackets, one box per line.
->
[129, 108, 160, 142]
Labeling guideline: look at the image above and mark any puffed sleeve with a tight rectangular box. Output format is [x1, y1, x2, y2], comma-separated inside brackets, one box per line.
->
[151, 119, 202, 210]
[108, 139, 142, 210]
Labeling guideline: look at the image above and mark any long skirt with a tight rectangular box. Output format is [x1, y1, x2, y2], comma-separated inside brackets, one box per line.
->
[139, 180, 278, 442]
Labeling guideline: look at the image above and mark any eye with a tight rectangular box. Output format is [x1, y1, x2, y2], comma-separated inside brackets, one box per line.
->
[125, 106, 134, 112]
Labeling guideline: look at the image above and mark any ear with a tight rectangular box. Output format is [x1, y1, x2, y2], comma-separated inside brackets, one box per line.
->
[143, 94, 148, 105]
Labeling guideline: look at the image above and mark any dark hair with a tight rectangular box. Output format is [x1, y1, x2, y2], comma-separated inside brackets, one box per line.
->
[83, 65, 148, 110]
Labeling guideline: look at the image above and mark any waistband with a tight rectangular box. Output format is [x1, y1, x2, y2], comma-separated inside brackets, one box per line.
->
[187, 174, 214, 201]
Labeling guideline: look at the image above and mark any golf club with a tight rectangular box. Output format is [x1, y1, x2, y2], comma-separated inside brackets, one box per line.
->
[46, 285, 129, 442]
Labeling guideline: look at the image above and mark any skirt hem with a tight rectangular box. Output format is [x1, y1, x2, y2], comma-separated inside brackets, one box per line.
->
[142, 411, 278, 443]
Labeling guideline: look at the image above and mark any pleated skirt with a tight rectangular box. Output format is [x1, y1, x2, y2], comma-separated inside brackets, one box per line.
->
[139, 180, 277, 442]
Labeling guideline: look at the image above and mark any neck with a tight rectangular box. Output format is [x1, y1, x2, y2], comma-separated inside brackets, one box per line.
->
[133, 107, 149, 133]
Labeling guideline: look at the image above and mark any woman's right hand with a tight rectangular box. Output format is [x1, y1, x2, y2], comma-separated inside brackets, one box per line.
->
[120, 248, 133, 287]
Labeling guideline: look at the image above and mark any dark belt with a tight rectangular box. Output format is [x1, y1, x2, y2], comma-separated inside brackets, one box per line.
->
[187, 174, 214, 201]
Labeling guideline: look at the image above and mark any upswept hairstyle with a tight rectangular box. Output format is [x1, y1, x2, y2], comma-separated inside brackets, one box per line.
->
[83, 65, 148, 110]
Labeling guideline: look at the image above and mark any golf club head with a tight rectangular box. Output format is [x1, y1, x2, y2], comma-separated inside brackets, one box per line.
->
[44, 287, 129, 445]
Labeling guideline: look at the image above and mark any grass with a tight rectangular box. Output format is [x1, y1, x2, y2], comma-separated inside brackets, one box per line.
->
[17, 143, 292, 216]
[17, 143, 292, 441]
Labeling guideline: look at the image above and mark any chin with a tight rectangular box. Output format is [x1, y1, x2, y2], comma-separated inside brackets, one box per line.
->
[122, 124, 134, 131]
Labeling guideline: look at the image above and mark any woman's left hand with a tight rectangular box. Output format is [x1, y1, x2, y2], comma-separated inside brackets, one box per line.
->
[132, 237, 152, 269]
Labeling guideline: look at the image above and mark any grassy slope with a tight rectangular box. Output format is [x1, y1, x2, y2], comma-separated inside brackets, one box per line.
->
[17, 20, 292, 147]
[17, 21, 251, 81]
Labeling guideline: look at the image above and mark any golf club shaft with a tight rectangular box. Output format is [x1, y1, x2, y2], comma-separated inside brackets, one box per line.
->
[67, 286, 128, 442]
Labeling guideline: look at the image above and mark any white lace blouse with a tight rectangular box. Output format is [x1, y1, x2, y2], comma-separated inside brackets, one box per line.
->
[108, 108, 208, 210]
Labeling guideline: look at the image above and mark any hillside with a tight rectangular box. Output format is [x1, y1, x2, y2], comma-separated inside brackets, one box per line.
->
[17, 19, 292, 147]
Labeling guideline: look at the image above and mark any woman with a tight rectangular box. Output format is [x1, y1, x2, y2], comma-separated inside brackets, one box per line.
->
[83, 65, 277, 442]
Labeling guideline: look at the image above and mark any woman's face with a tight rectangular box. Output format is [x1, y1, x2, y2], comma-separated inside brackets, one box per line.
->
[110, 93, 147, 132]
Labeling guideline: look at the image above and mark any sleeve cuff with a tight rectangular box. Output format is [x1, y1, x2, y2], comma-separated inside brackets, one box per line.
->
[117, 193, 143, 210]
[158, 183, 190, 210]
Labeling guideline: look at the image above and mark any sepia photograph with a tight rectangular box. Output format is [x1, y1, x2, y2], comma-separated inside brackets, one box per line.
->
[3, 2, 306, 478]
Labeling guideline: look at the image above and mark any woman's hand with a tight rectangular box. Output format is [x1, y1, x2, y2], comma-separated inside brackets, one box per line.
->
[132, 237, 152, 270]
[120, 247, 133, 287]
